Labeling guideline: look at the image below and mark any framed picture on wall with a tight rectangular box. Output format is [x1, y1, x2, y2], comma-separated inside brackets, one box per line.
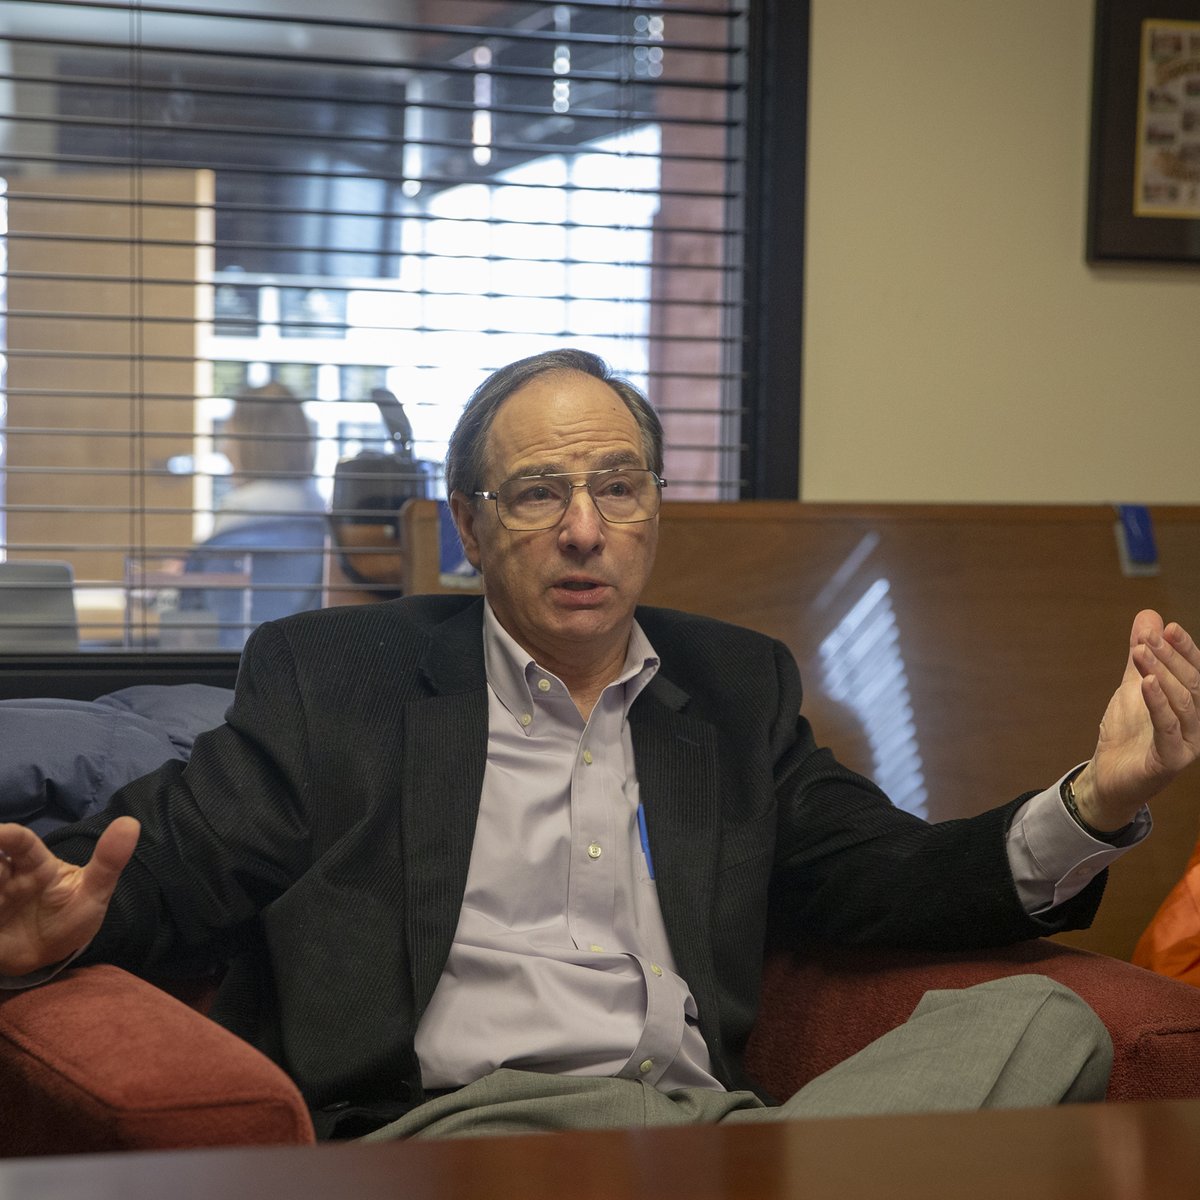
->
[1087, 0, 1200, 262]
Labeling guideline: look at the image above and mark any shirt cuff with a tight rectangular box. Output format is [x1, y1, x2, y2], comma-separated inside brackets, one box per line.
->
[1007, 766, 1151, 914]
[0, 945, 88, 990]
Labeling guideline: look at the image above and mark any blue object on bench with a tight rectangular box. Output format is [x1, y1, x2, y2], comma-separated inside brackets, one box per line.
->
[179, 516, 327, 648]
[0, 684, 234, 833]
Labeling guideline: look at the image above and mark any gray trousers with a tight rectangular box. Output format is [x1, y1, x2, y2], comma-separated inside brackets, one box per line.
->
[367, 974, 1113, 1141]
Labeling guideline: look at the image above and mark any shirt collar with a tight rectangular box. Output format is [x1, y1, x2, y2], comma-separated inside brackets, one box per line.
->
[482, 600, 660, 723]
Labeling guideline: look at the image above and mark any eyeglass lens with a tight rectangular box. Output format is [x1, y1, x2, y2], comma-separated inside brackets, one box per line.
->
[498, 470, 660, 529]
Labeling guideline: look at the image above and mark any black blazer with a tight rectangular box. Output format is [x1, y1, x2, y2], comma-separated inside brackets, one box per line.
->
[49, 594, 1104, 1131]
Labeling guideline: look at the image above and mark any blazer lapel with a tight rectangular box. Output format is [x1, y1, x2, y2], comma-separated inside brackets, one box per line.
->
[400, 601, 490, 1017]
[630, 673, 723, 1042]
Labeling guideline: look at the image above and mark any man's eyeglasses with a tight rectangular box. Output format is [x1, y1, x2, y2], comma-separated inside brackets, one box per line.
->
[474, 468, 667, 532]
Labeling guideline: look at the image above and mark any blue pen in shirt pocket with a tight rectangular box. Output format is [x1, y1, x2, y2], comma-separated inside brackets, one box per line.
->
[637, 803, 655, 881]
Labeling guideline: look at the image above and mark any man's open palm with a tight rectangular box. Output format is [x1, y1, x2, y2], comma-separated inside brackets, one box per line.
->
[1085, 611, 1200, 828]
[0, 817, 139, 977]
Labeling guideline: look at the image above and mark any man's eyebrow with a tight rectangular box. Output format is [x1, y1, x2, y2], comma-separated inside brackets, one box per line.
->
[510, 461, 565, 478]
[511, 451, 645, 478]
[594, 451, 645, 470]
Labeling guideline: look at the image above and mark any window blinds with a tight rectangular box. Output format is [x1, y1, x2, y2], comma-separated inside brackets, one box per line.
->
[0, 0, 766, 652]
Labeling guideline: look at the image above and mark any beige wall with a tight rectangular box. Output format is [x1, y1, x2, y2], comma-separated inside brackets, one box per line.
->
[801, 0, 1200, 503]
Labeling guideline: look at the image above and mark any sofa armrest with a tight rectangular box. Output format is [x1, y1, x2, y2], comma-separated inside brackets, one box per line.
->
[0, 963, 314, 1156]
[745, 938, 1200, 1105]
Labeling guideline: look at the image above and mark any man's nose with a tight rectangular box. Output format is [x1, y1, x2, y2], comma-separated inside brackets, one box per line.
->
[557, 485, 605, 550]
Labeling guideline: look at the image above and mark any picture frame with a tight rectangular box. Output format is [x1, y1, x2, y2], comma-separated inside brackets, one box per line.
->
[1087, 0, 1200, 262]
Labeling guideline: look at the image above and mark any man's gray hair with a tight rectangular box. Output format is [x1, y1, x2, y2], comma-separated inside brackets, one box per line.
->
[445, 349, 664, 498]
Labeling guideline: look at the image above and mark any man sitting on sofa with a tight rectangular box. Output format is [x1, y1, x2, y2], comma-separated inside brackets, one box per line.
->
[2, 348, 1199, 1139]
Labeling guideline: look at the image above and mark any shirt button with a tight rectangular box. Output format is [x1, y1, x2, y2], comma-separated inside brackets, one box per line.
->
[519, 713, 532, 727]
[639, 1059, 654, 1075]
[537, 678, 551, 692]
[582, 749, 593, 765]
[650, 964, 663, 977]
[587, 842, 602, 860]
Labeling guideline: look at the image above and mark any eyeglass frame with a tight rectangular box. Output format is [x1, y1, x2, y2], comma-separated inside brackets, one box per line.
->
[472, 467, 668, 531]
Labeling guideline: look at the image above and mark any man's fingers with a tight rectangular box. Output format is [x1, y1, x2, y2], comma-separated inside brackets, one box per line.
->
[1121, 610, 1164, 686]
[1140, 672, 1177, 732]
[1135, 630, 1200, 729]
[1130, 609, 1166, 646]
[1166, 620, 1200, 656]
[1140, 668, 1200, 778]
[1165, 622, 1200, 689]
[78, 817, 140, 901]
[0, 822, 48, 865]
[0, 823, 60, 890]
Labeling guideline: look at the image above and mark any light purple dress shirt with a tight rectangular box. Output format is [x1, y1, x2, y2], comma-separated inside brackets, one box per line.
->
[414, 606, 721, 1090]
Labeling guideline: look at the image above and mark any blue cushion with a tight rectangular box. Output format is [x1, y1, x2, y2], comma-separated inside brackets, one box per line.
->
[96, 684, 233, 755]
[0, 685, 234, 834]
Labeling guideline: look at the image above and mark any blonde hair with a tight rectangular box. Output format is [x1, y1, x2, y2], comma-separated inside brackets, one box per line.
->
[223, 382, 315, 477]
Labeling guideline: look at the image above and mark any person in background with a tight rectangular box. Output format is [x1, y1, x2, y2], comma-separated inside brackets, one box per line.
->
[182, 381, 327, 645]
[212, 381, 325, 533]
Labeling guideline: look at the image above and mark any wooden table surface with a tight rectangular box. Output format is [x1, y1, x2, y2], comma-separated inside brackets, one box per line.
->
[5, 1098, 1200, 1200]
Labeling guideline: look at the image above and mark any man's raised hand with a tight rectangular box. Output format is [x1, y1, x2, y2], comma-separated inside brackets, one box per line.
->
[0, 817, 139, 977]
[1073, 611, 1200, 833]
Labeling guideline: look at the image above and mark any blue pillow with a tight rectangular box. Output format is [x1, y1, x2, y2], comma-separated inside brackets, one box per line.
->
[96, 683, 233, 755]
[0, 685, 234, 834]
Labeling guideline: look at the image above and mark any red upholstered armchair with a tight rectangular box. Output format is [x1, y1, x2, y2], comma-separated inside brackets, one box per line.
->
[745, 938, 1200, 1105]
[3, 938, 1200, 1157]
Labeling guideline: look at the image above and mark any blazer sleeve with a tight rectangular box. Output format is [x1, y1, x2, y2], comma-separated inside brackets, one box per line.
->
[46, 620, 318, 973]
[761, 637, 1106, 952]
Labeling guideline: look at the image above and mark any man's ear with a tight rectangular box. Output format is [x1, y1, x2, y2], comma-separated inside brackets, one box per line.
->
[448, 490, 483, 570]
